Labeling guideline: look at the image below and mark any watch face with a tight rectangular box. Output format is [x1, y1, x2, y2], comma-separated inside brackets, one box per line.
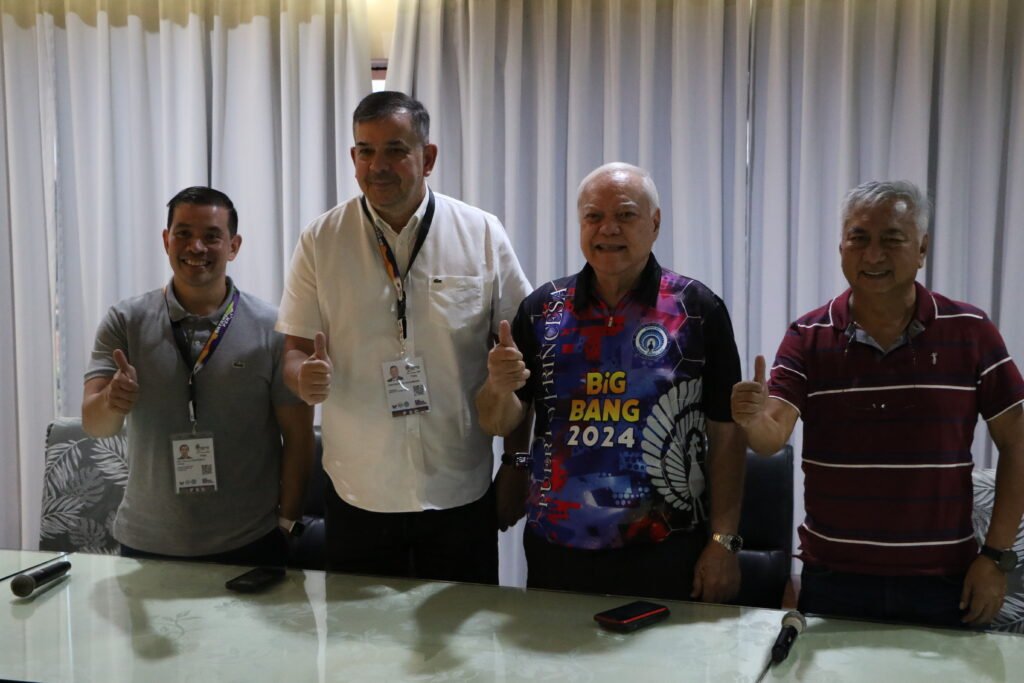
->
[715, 533, 743, 553]
[982, 546, 1017, 572]
[998, 550, 1018, 572]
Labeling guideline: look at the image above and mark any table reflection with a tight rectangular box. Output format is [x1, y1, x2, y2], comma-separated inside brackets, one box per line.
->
[2, 551, 1022, 682]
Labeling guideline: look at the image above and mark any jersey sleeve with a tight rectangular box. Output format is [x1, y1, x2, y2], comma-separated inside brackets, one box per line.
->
[701, 296, 742, 422]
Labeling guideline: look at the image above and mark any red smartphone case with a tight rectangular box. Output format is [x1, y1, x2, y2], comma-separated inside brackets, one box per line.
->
[594, 600, 670, 632]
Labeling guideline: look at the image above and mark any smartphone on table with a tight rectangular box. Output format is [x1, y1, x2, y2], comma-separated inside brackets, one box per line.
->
[225, 566, 286, 593]
[594, 600, 670, 632]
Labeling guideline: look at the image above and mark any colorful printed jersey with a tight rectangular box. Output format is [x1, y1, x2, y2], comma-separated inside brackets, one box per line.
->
[513, 257, 740, 550]
[769, 283, 1024, 575]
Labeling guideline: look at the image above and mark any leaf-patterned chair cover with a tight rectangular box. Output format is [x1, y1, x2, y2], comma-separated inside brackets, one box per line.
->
[40, 418, 128, 554]
[972, 467, 1024, 633]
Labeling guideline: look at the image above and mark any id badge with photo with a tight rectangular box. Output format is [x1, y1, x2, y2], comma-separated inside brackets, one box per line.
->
[171, 432, 218, 493]
[382, 356, 431, 417]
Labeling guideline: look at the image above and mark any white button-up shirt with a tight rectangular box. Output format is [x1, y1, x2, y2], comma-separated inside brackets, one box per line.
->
[277, 190, 531, 511]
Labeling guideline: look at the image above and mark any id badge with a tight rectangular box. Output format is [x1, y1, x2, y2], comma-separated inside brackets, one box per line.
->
[171, 432, 218, 493]
[382, 356, 431, 417]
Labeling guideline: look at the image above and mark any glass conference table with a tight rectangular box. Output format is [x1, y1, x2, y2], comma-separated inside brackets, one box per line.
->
[1, 551, 1020, 682]
[0, 551, 65, 583]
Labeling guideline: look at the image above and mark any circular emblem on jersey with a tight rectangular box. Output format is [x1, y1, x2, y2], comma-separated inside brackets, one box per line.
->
[633, 323, 670, 359]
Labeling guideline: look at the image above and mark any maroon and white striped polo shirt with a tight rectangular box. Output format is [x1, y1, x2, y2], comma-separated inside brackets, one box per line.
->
[769, 282, 1024, 575]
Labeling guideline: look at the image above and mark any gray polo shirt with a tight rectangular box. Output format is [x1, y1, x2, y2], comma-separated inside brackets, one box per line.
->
[86, 279, 299, 556]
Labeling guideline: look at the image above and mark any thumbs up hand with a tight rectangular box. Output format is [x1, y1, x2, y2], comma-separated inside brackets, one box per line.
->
[105, 349, 140, 415]
[298, 332, 333, 405]
[731, 355, 769, 428]
[486, 320, 530, 394]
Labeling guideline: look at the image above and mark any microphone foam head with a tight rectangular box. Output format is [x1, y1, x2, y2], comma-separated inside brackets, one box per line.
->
[782, 610, 807, 633]
[10, 574, 36, 598]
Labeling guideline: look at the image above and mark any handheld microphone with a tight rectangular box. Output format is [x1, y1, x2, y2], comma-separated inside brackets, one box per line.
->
[10, 560, 72, 598]
[770, 610, 806, 664]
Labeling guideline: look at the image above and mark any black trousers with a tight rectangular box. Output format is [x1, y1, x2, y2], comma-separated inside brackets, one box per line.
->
[523, 525, 707, 601]
[324, 482, 498, 585]
[798, 563, 967, 628]
[120, 527, 288, 567]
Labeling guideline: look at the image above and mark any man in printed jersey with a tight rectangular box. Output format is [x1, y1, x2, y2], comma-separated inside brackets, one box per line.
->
[476, 162, 747, 602]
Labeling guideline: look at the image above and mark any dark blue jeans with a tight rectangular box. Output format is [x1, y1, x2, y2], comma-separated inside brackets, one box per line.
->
[798, 563, 966, 628]
[120, 527, 289, 568]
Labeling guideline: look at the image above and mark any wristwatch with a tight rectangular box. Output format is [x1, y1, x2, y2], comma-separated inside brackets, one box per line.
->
[279, 517, 306, 539]
[979, 544, 1018, 573]
[712, 532, 744, 553]
[500, 452, 532, 470]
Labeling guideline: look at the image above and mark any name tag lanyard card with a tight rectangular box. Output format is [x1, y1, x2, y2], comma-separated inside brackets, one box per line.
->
[362, 191, 435, 417]
[167, 286, 240, 493]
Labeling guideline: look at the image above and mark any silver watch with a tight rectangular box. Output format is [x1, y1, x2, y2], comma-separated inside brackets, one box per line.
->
[712, 532, 744, 553]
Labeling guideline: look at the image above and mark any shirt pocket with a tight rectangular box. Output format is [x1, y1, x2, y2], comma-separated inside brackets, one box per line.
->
[428, 275, 485, 330]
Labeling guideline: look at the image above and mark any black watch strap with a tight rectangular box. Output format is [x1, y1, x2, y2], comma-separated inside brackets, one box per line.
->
[500, 452, 532, 470]
[280, 517, 305, 538]
[980, 544, 1018, 573]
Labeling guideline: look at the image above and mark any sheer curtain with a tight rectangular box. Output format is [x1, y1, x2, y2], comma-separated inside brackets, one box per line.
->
[0, 0, 370, 549]
[388, 0, 753, 586]
[0, 2, 59, 551]
[389, 0, 1024, 586]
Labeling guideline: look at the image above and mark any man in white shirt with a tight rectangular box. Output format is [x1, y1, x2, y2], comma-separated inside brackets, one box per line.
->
[277, 92, 532, 583]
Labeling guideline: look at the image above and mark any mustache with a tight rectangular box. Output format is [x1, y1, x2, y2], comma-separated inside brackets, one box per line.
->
[366, 173, 399, 183]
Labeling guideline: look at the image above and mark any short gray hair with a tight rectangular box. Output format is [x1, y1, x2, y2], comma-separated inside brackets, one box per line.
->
[840, 180, 931, 234]
[577, 162, 661, 212]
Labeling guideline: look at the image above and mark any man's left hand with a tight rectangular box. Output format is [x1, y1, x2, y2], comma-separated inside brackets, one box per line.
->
[691, 540, 741, 604]
[960, 555, 1007, 625]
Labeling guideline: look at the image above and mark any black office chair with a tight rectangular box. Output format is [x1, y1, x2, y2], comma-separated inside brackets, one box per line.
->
[734, 445, 794, 608]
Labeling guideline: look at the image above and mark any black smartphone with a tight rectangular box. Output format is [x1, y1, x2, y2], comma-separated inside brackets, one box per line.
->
[224, 566, 286, 593]
[594, 600, 670, 632]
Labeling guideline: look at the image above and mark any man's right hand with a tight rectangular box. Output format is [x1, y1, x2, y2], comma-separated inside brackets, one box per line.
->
[104, 349, 139, 415]
[731, 355, 768, 429]
[297, 332, 333, 405]
[486, 320, 530, 394]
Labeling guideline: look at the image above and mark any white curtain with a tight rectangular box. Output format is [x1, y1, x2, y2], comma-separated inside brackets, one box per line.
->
[3, 0, 1021, 581]
[388, 0, 753, 587]
[0, 0, 370, 550]
[389, 0, 1024, 586]
[749, 0, 1024, 567]
[0, 2, 59, 551]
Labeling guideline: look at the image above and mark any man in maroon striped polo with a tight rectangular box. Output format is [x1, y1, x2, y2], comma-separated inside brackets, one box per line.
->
[732, 180, 1024, 627]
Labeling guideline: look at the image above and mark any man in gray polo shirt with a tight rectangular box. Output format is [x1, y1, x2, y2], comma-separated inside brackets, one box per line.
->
[82, 186, 314, 566]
